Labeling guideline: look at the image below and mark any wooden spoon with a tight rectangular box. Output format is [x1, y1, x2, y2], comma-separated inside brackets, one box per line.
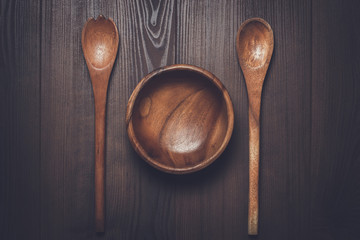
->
[236, 18, 274, 235]
[81, 15, 119, 232]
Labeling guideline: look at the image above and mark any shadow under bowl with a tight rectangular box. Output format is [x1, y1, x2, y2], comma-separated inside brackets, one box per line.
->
[126, 64, 234, 174]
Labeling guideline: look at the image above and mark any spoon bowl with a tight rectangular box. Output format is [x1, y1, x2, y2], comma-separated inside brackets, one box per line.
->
[237, 20, 272, 69]
[82, 16, 119, 69]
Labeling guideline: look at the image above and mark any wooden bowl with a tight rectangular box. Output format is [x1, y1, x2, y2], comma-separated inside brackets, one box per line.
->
[126, 64, 234, 174]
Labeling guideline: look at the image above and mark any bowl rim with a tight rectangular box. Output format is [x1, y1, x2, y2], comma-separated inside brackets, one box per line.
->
[126, 64, 234, 174]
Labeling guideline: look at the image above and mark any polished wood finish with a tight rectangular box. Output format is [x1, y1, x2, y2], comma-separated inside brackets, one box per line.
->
[1, 0, 360, 239]
[81, 15, 119, 232]
[126, 64, 234, 174]
[236, 18, 274, 235]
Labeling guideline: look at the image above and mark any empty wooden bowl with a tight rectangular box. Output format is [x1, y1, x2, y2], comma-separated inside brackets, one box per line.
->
[126, 64, 234, 174]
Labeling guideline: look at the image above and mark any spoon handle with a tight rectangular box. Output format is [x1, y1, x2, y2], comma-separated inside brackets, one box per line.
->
[248, 99, 260, 235]
[94, 96, 106, 232]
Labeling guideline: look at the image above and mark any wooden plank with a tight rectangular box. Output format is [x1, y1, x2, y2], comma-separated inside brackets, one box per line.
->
[0, 0, 41, 239]
[175, 2, 248, 239]
[103, 1, 177, 239]
[40, 1, 109, 239]
[254, 1, 312, 239]
[40, 0, 176, 239]
[176, 0, 312, 239]
[40, 0, 95, 239]
[40, 0, 67, 238]
[311, 0, 360, 239]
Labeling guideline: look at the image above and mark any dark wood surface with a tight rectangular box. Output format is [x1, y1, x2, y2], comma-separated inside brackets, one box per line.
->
[1, 0, 359, 239]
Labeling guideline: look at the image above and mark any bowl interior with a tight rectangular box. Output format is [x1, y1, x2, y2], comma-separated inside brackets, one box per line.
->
[128, 68, 233, 173]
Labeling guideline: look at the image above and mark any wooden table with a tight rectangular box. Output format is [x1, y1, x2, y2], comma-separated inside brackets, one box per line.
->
[1, 0, 359, 239]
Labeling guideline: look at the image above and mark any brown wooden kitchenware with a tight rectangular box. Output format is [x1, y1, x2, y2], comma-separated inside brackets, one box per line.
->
[81, 15, 119, 232]
[126, 64, 234, 174]
[236, 18, 274, 235]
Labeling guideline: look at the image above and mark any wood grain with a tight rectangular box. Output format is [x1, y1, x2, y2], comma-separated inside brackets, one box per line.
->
[103, 1, 177, 239]
[256, 1, 312, 239]
[40, 1, 96, 239]
[311, 0, 360, 239]
[175, 1, 249, 238]
[1, 0, 360, 239]
[0, 0, 41, 239]
[176, 1, 312, 240]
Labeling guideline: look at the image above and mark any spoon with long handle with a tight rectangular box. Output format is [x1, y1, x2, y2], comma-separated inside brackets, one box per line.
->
[236, 18, 274, 235]
[81, 15, 119, 232]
